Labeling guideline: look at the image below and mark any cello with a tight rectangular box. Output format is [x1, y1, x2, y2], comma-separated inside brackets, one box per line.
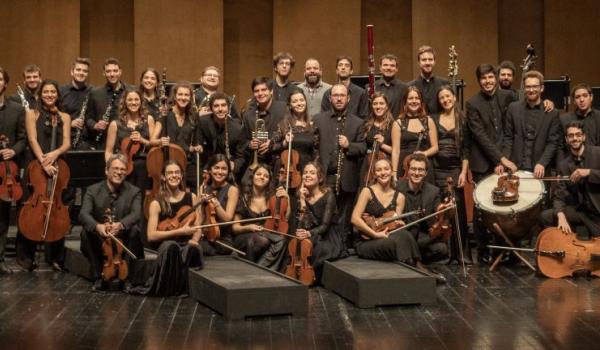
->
[535, 227, 600, 278]
[19, 107, 71, 242]
[0, 135, 23, 202]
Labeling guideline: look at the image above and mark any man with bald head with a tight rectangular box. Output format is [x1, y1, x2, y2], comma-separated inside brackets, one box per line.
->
[298, 58, 331, 117]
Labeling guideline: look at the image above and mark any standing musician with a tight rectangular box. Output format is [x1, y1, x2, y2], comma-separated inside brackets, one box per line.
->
[298, 58, 331, 118]
[232, 165, 288, 270]
[79, 154, 145, 291]
[139, 67, 162, 120]
[104, 89, 159, 192]
[194, 66, 240, 120]
[560, 84, 600, 147]
[196, 92, 247, 181]
[432, 85, 471, 263]
[409, 45, 449, 115]
[351, 158, 446, 283]
[498, 60, 518, 98]
[390, 86, 439, 181]
[502, 71, 561, 179]
[155, 82, 202, 188]
[60, 57, 93, 150]
[540, 121, 600, 238]
[466, 63, 517, 263]
[359, 92, 394, 187]
[16, 80, 71, 271]
[139, 160, 203, 296]
[396, 154, 449, 265]
[313, 83, 366, 242]
[271, 90, 319, 177]
[9, 64, 42, 110]
[294, 162, 346, 282]
[86, 57, 127, 150]
[272, 52, 300, 103]
[321, 56, 369, 119]
[200, 154, 240, 256]
[0, 67, 27, 275]
[375, 54, 408, 118]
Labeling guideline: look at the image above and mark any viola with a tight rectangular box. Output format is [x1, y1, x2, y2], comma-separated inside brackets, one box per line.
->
[101, 208, 128, 282]
[202, 198, 220, 242]
[18, 107, 70, 242]
[429, 177, 454, 241]
[535, 227, 600, 279]
[281, 149, 302, 189]
[120, 130, 142, 176]
[285, 237, 315, 286]
[157, 200, 203, 231]
[0, 135, 23, 202]
[264, 169, 289, 235]
[361, 209, 423, 240]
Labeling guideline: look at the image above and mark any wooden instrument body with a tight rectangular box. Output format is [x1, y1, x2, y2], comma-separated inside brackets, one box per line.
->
[0, 135, 23, 202]
[101, 210, 129, 282]
[144, 143, 187, 218]
[157, 205, 197, 231]
[363, 210, 404, 232]
[285, 238, 315, 286]
[120, 136, 141, 175]
[280, 149, 302, 189]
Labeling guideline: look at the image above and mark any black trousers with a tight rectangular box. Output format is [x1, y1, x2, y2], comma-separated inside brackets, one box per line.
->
[540, 206, 600, 239]
[0, 201, 11, 262]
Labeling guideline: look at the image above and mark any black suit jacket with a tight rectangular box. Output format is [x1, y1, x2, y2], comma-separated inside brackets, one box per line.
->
[467, 89, 516, 173]
[396, 179, 441, 234]
[0, 99, 27, 157]
[321, 83, 369, 119]
[313, 110, 366, 193]
[85, 82, 128, 147]
[196, 114, 247, 175]
[554, 145, 600, 216]
[502, 101, 561, 170]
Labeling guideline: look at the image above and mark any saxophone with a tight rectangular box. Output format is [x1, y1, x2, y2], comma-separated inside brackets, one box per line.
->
[72, 94, 89, 149]
[16, 84, 30, 110]
[335, 113, 346, 196]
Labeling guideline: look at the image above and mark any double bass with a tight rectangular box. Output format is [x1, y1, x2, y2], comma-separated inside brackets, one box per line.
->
[19, 107, 71, 242]
[0, 135, 23, 202]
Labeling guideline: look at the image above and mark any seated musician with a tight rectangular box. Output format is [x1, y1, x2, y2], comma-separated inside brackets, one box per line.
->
[200, 154, 240, 256]
[232, 164, 288, 270]
[396, 153, 449, 263]
[351, 158, 445, 283]
[79, 154, 145, 291]
[134, 160, 203, 296]
[293, 162, 347, 282]
[540, 121, 600, 238]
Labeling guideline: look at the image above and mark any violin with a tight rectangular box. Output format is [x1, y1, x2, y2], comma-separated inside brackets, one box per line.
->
[285, 208, 315, 286]
[362, 209, 423, 233]
[0, 135, 23, 202]
[101, 208, 129, 282]
[18, 107, 71, 242]
[157, 200, 203, 231]
[200, 172, 220, 242]
[364, 140, 387, 185]
[264, 168, 289, 235]
[399, 130, 424, 179]
[429, 177, 454, 241]
[120, 125, 143, 176]
[280, 124, 301, 189]
[535, 227, 600, 279]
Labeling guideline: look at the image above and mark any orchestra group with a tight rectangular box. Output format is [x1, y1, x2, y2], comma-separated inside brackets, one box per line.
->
[0, 44, 599, 297]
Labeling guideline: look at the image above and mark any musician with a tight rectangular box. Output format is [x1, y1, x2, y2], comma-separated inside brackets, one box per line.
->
[390, 86, 438, 181]
[140, 160, 203, 296]
[294, 161, 346, 282]
[298, 58, 331, 117]
[0, 67, 27, 275]
[9, 64, 41, 109]
[139, 67, 161, 120]
[396, 154, 449, 263]
[408, 45, 449, 115]
[232, 165, 288, 270]
[321, 56, 369, 119]
[351, 158, 446, 282]
[375, 54, 408, 118]
[86, 57, 127, 149]
[272, 90, 319, 175]
[200, 154, 240, 256]
[79, 154, 145, 291]
[193, 66, 240, 120]
[60, 57, 93, 150]
[466, 63, 517, 262]
[540, 121, 600, 238]
[359, 92, 394, 187]
[196, 92, 247, 180]
[560, 84, 600, 147]
[498, 60, 517, 98]
[105, 89, 159, 191]
[502, 71, 561, 178]
[156, 82, 202, 188]
[272, 52, 300, 103]
[313, 83, 366, 243]
[16, 80, 71, 271]
[432, 85, 471, 263]
[241, 77, 287, 170]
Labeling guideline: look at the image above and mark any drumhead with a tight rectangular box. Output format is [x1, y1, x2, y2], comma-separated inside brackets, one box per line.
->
[473, 170, 544, 214]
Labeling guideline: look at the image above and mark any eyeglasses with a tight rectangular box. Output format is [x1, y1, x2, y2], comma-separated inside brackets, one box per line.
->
[203, 73, 219, 78]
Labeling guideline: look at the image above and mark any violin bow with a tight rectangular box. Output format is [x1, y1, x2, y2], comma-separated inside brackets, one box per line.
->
[388, 205, 455, 235]
[189, 216, 272, 230]
[105, 232, 138, 259]
[285, 122, 293, 193]
[447, 179, 467, 277]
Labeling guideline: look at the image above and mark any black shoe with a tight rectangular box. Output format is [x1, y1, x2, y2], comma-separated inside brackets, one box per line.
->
[121, 280, 133, 293]
[92, 279, 106, 292]
[16, 258, 38, 272]
[0, 262, 13, 275]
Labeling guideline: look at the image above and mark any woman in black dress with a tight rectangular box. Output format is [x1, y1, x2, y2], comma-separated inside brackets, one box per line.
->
[138, 67, 161, 120]
[294, 161, 346, 282]
[105, 89, 158, 191]
[232, 164, 288, 270]
[142, 160, 203, 296]
[432, 85, 471, 263]
[360, 92, 394, 187]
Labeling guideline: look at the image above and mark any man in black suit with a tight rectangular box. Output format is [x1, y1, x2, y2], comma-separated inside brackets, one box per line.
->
[374, 54, 408, 118]
[9, 64, 41, 110]
[409, 45, 449, 115]
[502, 70, 561, 178]
[313, 83, 366, 242]
[560, 84, 600, 147]
[193, 66, 240, 120]
[321, 56, 369, 119]
[79, 154, 144, 291]
[540, 121, 600, 238]
[0, 67, 27, 274]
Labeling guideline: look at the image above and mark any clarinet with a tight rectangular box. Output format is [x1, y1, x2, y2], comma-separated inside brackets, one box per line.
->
[335, 113, 346, 196]
[72, 94, 89, 149]
[16, 84, 30, 110]
[95, 90, 119, 143]
[366, 24, 375, 101]
[224, 95, 236, 162]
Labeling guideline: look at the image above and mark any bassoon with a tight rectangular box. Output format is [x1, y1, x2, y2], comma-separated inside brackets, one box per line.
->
[366, 24, 375, 101]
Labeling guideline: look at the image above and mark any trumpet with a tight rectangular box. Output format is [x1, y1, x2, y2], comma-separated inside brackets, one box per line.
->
[249, 116, 268, 171]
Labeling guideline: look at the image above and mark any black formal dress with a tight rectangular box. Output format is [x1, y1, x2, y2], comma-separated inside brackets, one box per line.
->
[359, 121, 392, 188]
[114, 120, 152, 191]
[160, 111, 198, 188]
[394, 116, 435, 183]
[200, 183, 236, 256]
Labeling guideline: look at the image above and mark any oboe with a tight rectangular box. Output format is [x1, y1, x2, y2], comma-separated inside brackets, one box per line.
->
[95, 90, 119, 143]
[16, 84, 30, 110]
[72, 93, 89, 149]
[224, 95, 236, 162]
[335, 113, 346, 196]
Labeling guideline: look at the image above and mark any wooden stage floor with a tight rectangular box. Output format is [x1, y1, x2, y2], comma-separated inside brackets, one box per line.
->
[0, 259, 599, 350]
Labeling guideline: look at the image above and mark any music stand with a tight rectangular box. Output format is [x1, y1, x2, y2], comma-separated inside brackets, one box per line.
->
[66, 150, 105, 187]
[543, 76, 570, 111]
